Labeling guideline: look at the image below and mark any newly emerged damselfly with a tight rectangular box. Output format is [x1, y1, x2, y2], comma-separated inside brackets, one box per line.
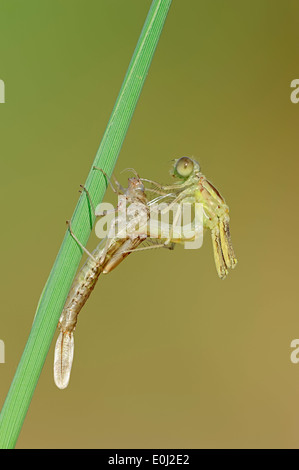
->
[141, 156, 238, 279]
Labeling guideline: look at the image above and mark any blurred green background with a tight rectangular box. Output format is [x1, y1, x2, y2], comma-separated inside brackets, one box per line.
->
[0, 0, 299, 449]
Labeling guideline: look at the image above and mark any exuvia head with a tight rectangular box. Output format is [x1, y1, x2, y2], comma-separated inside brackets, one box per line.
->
[126, 176, 147, 205]
[127, 177, 145, 193]
[122, 168, 145, 196]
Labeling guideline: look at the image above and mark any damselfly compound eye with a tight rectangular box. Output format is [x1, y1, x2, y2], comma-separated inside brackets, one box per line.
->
[175, 157, 194, 178]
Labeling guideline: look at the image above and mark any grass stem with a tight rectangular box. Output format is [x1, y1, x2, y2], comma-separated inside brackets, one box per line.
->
[0, 0, 172, 448]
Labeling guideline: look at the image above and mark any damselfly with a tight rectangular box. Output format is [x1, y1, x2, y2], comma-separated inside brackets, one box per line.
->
[141, 157, 238, 279]
[54, 158, 237, 389]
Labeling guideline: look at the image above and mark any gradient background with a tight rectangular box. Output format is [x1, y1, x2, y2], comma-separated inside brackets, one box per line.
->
[0, 0, 299, 449]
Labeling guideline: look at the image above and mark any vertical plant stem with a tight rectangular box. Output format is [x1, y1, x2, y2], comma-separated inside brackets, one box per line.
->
[0, 0, 172, 448]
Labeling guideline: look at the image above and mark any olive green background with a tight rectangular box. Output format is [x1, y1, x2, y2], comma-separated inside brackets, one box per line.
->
[0, 0, 299, 448]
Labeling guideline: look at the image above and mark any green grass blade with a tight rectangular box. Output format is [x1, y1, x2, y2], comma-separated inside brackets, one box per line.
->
[0, 0, 172, 448]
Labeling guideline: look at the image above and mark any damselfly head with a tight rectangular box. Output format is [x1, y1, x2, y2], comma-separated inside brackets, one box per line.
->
[172, 157, 200, 179]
